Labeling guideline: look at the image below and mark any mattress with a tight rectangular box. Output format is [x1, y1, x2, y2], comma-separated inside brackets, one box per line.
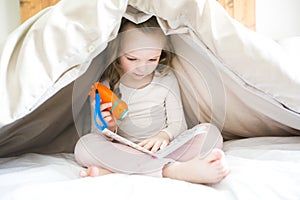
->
[1, 136, 300, 200]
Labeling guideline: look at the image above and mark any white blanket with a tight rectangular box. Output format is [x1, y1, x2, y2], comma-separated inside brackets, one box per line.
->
[1, 137, 300, 200]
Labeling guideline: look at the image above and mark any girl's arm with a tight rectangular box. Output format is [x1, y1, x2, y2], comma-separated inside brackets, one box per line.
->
[161, 72, 187, 140]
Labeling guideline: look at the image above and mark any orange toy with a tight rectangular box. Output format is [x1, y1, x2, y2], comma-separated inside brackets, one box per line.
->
[89, 82, 128, 120]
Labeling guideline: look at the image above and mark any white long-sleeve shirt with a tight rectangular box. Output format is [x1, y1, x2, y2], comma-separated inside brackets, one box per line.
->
[116, 71, 187, 143]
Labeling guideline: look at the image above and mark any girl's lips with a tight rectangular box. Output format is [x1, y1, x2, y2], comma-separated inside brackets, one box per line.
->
[134, 73, 144, 77]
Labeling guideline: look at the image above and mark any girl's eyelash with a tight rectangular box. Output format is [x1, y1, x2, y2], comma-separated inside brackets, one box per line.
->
[126, 57, 158, 61]
[126, 57, 136, 61]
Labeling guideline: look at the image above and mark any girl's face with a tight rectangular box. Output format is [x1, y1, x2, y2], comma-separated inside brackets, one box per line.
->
[119, 48, 162, 80]
[118, 26, 165, 81]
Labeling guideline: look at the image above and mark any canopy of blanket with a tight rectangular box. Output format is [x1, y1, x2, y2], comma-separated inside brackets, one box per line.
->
[0, 0, 299, 157]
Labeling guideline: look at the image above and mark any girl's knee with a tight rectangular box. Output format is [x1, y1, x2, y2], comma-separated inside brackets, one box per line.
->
[200, 123, 222, 135]
[198, 123, 223, 149]
[74, 136, 88, 166]
[74, 133, 99, 167]
[200, 123, 219, 131]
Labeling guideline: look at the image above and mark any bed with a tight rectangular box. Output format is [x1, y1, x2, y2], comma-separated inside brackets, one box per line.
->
[1, 136, 300, 199]
[0, 0, 300, 199]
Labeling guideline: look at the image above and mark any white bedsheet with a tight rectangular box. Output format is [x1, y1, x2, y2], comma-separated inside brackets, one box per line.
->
[1, 137, 300, 200]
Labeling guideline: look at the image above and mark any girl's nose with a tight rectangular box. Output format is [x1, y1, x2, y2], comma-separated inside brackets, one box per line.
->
[136, 64, 147, 72]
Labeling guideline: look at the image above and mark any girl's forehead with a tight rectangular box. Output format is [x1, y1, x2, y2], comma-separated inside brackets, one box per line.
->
[124, 48, 162, 58]
[119, 28, 166, 53]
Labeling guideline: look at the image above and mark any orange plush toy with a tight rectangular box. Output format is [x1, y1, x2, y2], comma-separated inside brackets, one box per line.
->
[89, 82, 128, 120]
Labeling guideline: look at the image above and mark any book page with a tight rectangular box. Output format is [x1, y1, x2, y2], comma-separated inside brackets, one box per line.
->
[102, 125, 206, 158]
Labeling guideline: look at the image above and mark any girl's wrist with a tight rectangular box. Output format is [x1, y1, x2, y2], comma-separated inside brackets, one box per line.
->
[159, 131, 171, 142]
[110, 126, 117, 133]
[160, 130, 173, 141]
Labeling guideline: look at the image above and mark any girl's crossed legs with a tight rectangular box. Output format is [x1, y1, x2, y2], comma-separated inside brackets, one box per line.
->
[74, 123, 229, 184]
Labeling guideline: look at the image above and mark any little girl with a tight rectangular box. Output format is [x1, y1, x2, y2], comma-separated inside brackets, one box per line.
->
[74, 17, 229, 184]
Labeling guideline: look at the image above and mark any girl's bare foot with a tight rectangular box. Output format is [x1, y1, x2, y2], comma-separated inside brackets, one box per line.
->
[163, 148, 229, 184]
[79, 166, 113, 177]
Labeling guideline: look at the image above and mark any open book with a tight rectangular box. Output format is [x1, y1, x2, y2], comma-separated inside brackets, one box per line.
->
[101, 125, 207, 158]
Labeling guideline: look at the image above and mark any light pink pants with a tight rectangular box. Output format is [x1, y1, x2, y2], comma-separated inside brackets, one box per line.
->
[74, 123, 223, 177]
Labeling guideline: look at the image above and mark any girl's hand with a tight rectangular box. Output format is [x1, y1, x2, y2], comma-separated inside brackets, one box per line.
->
[138, 131, 170, 153]
[100, 102, 117, 132]
[92, 100, 117, 132]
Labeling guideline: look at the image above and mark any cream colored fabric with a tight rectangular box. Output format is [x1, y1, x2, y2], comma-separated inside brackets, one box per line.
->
[0, 0, 299, 155]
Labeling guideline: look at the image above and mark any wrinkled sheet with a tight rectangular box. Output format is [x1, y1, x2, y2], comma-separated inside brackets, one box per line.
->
[1, 137, 300, 200]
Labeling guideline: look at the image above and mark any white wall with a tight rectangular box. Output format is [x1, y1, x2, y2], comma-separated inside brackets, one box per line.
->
[256, 0, 300, 40]
[0, 0, 20, 50]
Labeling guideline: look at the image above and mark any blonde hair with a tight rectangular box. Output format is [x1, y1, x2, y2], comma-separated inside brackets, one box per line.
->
[101, 16, 175, 95]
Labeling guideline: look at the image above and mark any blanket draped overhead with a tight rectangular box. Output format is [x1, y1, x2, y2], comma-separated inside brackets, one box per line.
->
[0, 0, 299, 157]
